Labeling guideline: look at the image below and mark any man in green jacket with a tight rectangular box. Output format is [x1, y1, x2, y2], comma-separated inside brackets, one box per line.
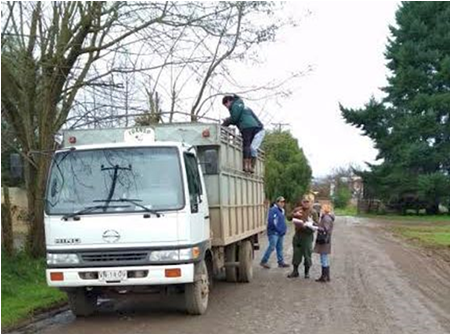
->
[222, 95, 264, 172]
[288, 194, 320, 279]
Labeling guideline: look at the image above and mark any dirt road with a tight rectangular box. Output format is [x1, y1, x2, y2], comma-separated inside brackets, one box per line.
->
[12, 217, 450, 334]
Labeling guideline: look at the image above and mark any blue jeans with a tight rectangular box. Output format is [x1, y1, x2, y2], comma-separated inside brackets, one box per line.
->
[250, 129, 265, 157]
[261, 233, 285, 264]
[320, 253, 330, 267]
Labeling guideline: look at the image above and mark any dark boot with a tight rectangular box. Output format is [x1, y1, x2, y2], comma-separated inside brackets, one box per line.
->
[244, 159, 252, 173]
[325, 267, 330, 282]
[304, 265, 310, 279]
[315, 267, 326, 282]
[250, 157, 256, 173]
[287, 265, 299, 278]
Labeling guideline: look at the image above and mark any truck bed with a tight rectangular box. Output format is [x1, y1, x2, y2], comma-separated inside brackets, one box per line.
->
[156, 123, 266, 246]
[62, 123, 266, 247]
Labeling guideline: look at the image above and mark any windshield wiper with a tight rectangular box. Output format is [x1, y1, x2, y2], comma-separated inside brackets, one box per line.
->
[61, 204, 130, 221]
[93, 198, 163, 217]
[100, 164, 132, 212]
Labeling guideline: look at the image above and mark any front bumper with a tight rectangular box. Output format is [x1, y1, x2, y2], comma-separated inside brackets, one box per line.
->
[46, 263, 194, 287]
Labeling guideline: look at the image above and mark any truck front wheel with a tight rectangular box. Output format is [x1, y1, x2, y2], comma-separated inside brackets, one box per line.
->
[66, 288, 97, 317]
[185, 260, 209, 315]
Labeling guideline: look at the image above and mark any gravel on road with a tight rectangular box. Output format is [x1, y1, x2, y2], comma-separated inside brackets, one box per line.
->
[11, 217, 450, 334]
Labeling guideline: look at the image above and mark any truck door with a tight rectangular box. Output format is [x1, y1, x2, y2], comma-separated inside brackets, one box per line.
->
[184, 153, 207, 241]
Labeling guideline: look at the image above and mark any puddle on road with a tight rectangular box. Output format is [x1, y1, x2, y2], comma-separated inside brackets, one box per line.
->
[8, 309, 74, 334]
[8, 299, 115, 334]
[8, 296, 186, 334]
[338, 216, 362, 226]
[337, 216, 382, 230]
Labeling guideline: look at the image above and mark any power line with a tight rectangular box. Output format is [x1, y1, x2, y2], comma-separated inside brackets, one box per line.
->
[271, 122, 290, 131]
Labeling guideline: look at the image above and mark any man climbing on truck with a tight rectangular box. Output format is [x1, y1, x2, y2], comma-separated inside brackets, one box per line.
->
[222, 95, 265, 173]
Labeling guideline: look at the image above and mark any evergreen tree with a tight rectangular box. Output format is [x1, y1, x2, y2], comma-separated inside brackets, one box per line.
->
[263, 130, 312, 205]
[341, 2, 450, 214]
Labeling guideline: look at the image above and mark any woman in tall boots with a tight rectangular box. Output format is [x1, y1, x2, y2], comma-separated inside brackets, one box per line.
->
[314, 204, 335, 282]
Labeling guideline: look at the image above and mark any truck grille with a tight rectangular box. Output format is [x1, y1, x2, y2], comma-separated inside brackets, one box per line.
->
[81, 251, 148, 263]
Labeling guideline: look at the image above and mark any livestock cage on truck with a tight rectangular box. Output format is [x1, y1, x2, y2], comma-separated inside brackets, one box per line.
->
[61, 122, 267, 248]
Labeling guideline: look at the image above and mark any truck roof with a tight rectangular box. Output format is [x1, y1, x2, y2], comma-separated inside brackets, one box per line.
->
[61, 123, 225, 148]
[56, 141, 188, 153]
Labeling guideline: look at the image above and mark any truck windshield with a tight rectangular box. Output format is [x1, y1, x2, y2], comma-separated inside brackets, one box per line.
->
[46, 147, 184, 215]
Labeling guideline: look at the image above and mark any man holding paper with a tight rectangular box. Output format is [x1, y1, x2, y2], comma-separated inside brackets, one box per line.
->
[288, 194, 319, 279]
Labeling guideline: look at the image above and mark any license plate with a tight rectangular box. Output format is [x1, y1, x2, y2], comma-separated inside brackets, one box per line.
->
[99, 270, 127, 282]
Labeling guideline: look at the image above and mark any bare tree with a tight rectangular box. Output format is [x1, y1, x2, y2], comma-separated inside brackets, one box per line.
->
[1, 1, 230, 257]
[135, 88, 163, 126]
[67, 2, 306, 128]
[1, 124, 15, 256]
[160, 2, 305, 122]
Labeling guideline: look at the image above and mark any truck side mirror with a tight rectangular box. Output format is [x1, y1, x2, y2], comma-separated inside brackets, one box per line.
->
[203, 149, 218, 174]
[10, 153, 23, 180]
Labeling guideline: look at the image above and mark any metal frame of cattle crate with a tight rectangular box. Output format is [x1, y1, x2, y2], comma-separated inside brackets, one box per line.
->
[208, 126, 265, 247]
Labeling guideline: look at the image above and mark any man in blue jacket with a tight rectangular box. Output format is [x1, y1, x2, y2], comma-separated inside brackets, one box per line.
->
[260, 196, 290, 269]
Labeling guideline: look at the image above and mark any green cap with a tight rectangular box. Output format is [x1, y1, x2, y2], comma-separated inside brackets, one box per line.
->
[276, 196, 285, 203]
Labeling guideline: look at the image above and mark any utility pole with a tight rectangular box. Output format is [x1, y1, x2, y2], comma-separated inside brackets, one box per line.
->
[271, 122, 290, 132]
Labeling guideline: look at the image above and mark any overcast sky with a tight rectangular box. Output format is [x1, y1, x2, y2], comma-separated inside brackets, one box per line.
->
[70, 1, 400, 178]
[232, 1, 400, 178]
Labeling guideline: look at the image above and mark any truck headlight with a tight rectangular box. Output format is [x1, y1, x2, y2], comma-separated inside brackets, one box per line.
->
[47, 253, 80, 265]
[149, 247, 201, 262]
[149, 250, 180, 262]
[179, 247, 201, 260]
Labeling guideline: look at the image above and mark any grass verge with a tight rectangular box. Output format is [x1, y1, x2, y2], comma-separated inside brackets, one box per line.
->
[334, 205, 450, 224]
[334, 206, 358, 216]
[361, 213, 450, 248]
[1, 252, 67, 329]
[391, 224, 450, 248]
[334, 207, 450, 249]
[361, 214, 450, 223]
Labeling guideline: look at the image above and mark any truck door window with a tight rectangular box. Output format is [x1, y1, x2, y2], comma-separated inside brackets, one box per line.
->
[184, 153, 202, 213]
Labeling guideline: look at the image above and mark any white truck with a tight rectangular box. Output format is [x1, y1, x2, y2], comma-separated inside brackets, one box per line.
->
[45, 123, 266, 316]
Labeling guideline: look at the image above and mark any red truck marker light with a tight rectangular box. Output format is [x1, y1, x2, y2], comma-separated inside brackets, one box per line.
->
[50, 272, 64, 281]
[202, 129, 210, 138]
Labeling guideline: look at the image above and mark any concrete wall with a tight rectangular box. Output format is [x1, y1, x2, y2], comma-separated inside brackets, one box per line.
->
[1, 187, 28, 207]
[1, 187, 29, 234]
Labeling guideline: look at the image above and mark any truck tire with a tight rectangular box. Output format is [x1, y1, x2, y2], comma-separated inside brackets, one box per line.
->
[185, 260, 209, 315]
[66, 288, 97, 317]
[206, 255, 214, 291]
[225, 244, 238, 282]
[238, 240, 253, 283]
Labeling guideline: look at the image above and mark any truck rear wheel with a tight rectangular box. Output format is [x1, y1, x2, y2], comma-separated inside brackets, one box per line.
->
[225, 244, 238, 282]
[238, 240, 253, 283]
[66, 288, 97, 317]
[185, 260, 209, 315]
